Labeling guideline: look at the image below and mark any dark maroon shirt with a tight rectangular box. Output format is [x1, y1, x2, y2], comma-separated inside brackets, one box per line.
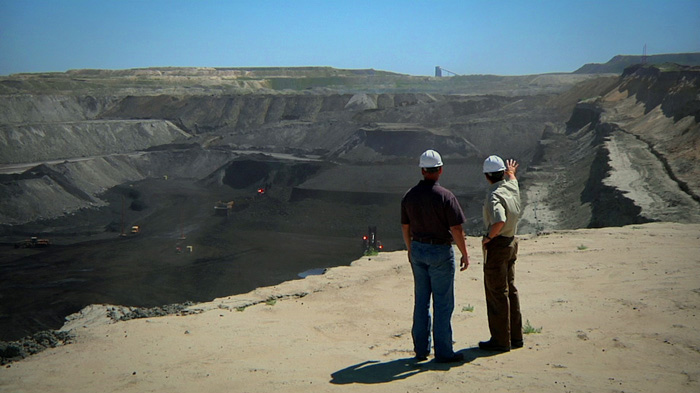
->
[401, 179, 466, 242]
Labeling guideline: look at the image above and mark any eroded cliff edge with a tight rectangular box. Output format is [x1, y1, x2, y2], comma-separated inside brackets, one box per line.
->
[522, 64, 700, 231]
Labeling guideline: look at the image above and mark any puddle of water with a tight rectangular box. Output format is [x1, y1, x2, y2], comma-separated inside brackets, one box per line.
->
[298, 268, 327, 278]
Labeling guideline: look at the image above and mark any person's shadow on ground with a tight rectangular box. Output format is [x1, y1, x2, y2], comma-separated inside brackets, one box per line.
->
[329, 348, 499, 385]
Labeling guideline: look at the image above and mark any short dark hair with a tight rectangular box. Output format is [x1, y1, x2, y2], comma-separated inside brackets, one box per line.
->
[423, 166, 441, 173]
[485, 171, 505, 182]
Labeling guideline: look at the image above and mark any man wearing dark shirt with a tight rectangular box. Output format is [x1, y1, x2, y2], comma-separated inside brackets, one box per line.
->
[401, 149, 471, 363]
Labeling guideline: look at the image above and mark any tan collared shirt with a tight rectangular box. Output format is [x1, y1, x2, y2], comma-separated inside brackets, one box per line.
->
[483, 178, 521, 237]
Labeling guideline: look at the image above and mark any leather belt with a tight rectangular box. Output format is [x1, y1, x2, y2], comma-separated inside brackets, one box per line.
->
[412, 237, 452, 245]
[484, 235, 514, 241]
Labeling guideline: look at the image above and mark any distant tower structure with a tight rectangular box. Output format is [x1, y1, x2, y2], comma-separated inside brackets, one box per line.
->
[435, 66, 459, 77]
[642, 44, 648, 65]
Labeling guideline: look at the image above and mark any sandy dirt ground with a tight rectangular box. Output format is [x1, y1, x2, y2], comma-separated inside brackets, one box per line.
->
[1, 222, 699, 393]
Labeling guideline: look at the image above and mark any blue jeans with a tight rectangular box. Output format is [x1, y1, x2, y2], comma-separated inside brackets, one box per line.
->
[410, 241, 456, 359]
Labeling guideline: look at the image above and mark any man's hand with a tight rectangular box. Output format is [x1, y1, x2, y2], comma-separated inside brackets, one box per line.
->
[449, 224, 470, 272]
[459, 254, 470, 271]
[506, 159, 519, 179]
[484, 222, 505, 245]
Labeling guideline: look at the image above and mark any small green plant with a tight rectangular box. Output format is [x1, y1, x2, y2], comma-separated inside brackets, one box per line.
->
[577, 244, 588, 250]
[235, 306, 247, 312]
[265, 297, 277, 306]
[364, 247, 380, 256]
[462, 304, 474, 312]
[523, 319, 542, 334]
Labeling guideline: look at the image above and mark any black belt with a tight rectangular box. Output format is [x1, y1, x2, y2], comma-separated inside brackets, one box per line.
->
[413, 237, 452, 245]
[484, 235, 515, 247]
[484, 235, 514, 241]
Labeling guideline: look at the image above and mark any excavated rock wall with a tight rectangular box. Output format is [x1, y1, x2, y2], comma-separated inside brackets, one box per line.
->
[613, 65, 700, 198]
[0, 95, 117, 124]
[100, 93, 442, 134]
[0, 149, 236, 224]
[1, 91, 522, 226]
[0, 120, 190, 164]
[3, 69, 696, 231]
[525, 65, 700, 231]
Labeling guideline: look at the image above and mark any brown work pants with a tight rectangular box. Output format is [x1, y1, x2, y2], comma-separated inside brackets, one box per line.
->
[483, 236, 522, 348]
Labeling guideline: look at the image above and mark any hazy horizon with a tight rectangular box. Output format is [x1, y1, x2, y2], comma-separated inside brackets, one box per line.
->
[1, 0, 699, 77]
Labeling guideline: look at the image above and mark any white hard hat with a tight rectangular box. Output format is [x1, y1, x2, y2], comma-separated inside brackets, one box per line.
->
[419, 149, 443, 168]
[483, 155, 506, 173]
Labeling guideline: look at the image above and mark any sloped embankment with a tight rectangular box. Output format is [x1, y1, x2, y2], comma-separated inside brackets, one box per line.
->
[100, 93, 441, 134]
[0, 148, 236, 224]
[0, 90, 553, 229]
[0, 120, 191, 164]
[523, 64, 700, 231]
[0, 95, 117, 125]
[606, 64, 700, 197]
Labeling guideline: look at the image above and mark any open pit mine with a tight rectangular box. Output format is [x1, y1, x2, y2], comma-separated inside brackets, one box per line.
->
[1, 64, 698, 346]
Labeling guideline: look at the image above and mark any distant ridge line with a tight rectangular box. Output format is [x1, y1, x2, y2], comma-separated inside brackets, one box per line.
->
[574, 52, 700, 74]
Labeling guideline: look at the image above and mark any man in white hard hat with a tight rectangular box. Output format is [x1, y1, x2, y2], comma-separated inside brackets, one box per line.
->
[479, 155, 523, 352]
[401, 149, 470, 363]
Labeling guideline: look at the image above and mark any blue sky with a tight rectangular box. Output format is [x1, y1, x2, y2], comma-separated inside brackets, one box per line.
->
[1, 0, 699, 76]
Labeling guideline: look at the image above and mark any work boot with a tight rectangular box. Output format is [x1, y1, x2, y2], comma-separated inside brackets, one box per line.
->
[414, 354, 428, 361]
[478, 339, 510, 352]
[435, 353, 464, 363]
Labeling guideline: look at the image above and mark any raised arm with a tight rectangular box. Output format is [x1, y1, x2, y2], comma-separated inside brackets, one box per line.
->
[505, 159, 519, 180]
